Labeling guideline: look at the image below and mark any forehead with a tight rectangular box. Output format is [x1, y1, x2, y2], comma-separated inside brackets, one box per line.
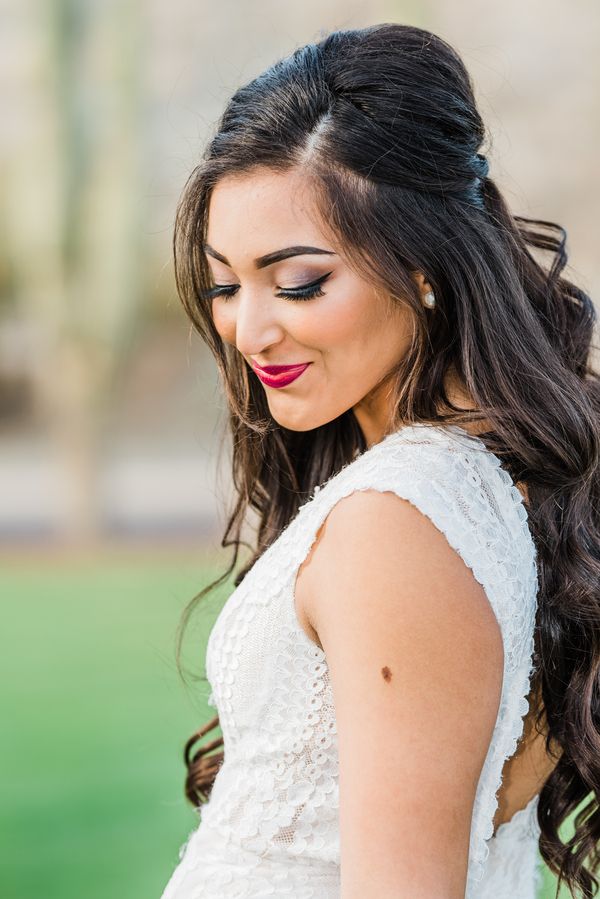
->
[206, 167, 331, 257]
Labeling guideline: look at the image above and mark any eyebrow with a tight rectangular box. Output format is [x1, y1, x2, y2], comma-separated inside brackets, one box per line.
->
[203, 243, 337, 270]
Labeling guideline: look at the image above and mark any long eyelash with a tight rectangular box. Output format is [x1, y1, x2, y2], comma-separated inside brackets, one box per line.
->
[278, 281, 326, 302]
[207, 272, 332, 303]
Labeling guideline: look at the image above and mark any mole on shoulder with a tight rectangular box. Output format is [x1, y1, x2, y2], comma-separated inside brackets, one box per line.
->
[381, 666, 392, 682]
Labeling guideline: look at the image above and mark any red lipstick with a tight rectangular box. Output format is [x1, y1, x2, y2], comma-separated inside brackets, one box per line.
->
[252, 361, 312, 388]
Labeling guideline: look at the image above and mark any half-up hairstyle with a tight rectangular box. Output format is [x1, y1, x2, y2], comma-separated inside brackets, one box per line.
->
[174, 23, 600, 897]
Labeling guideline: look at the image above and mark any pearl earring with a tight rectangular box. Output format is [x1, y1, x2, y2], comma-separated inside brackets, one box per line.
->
[423, 290, 436, 308]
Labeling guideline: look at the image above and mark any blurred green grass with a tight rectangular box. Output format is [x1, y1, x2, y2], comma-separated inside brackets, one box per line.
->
[1, 550, 228, 899]
[0, 552, 578, 898]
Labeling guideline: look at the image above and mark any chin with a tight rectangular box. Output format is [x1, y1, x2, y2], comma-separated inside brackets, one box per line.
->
[272, 414, 318, 433]
[269, 402, 343, 433]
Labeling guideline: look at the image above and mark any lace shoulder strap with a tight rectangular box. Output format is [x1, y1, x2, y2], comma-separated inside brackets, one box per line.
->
[290, 423, 539, 890]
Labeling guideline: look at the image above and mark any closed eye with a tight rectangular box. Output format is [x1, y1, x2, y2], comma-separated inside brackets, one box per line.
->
[206, 271, 333, 303]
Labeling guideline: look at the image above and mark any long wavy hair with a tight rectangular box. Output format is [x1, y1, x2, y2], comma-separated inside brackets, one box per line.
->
[172, 23, 600, 897]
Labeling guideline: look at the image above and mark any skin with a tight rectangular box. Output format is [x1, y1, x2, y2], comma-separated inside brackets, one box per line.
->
[300, 488, 504, 897]
[206, 165, 438, 448]
[205, 165, 557, 897]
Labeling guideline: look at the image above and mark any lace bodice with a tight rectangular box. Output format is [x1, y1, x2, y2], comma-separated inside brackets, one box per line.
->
[160, 423, 542, 898]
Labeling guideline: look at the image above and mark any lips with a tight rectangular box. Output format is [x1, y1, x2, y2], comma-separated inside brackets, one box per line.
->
[253, 362, 309, 374]
[251, 361, 311, 388]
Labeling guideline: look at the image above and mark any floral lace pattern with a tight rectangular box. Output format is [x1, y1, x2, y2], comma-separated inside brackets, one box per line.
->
[479, 791, 543, 898]
[160, 423, 540, 899]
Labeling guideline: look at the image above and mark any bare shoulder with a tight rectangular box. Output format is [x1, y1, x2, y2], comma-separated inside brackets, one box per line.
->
[295, 488, 504, 898]
[297, 487, 504, 662]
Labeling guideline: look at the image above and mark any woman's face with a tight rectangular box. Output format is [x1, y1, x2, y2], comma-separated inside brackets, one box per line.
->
[205, 166, 418, 443]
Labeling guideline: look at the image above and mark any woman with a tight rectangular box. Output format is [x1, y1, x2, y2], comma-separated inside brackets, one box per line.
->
[160, 23, 600, 899]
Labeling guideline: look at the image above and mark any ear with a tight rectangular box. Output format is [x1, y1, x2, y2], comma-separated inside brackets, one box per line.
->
[411, 271, 433, 299]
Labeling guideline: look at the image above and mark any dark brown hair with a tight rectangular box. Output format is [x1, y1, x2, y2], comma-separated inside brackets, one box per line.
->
[173, 23, 600, 897]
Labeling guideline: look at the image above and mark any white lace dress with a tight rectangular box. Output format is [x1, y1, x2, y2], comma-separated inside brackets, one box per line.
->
[160, 423, 543, 898]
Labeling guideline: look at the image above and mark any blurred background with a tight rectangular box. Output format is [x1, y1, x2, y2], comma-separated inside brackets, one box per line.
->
[2, 1, 598, 897]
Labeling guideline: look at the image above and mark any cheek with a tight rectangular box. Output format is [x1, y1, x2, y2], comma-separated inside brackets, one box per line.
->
[211, 303, 235, 344]
[296, 289, 382, 352]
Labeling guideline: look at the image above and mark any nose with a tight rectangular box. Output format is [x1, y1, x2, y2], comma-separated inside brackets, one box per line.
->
[233, 290, 286, 357]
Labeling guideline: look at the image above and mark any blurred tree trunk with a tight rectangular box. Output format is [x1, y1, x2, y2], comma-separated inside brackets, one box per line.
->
[2, 0, 145, 541]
